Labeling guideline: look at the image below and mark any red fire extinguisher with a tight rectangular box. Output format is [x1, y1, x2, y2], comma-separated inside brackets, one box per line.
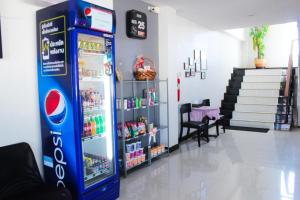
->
[177, 77, 180, 102]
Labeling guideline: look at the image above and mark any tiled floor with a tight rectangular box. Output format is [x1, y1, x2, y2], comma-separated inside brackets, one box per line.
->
[119, 129, 300, 200]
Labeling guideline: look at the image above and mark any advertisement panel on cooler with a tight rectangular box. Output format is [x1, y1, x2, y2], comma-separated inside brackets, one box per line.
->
[37, 10, 79, 195]
[71, 0, 116, 34]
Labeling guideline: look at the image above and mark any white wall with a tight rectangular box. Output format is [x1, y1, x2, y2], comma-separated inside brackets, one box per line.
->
[0, 2, 243, 169]
[0, 1, 43, 171]
[159, 7, 243, 146]
[244, 22, 299, 68]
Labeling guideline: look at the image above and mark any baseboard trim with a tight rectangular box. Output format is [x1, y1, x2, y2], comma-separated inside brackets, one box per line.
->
[228, 126, 269, 133]
[169, 144, 179, 153]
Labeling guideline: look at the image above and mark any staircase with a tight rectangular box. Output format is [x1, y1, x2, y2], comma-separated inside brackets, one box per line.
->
[221, 68, 295, 131]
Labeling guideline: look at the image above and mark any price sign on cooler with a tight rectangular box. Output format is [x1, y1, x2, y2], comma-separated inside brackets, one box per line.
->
[126, 10, 147, 39]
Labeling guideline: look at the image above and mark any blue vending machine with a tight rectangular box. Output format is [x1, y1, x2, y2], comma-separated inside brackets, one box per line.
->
[36, 1, 119, 200]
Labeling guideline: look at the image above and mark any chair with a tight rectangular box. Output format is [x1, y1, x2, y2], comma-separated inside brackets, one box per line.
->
[179, 103, 209, 147]
[0, 142, 72, 200]
[202, 99, 226, 136]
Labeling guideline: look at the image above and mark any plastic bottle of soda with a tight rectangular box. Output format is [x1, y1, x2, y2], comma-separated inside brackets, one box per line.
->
[102, 114, 106, 133]
[95, 114, 100, 135]
[87, 118, 92, 136]
[99, 114, 104, 134]
[83, 118, 88, 137]
[90, 116, 96, 136]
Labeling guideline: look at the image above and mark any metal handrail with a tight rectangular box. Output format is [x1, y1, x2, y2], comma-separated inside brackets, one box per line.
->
[284, 39, 298, 97]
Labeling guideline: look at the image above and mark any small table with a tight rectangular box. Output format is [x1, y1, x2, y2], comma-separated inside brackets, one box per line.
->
[191, 106, 220, 122]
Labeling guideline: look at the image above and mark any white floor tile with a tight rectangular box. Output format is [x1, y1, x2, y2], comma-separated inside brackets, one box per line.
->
[119, 129, 300, 200]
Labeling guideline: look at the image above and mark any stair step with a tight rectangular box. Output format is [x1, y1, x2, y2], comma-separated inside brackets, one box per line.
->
[232, 111, 275, 122]
[229, 80, 242, 88]
[233, 69, 245, 76]
[230, 120, 274, 129]
[237, 96, 278, 105]
[235, 104, 277, 113]
[220, 109, 233, 119]
[245, 69, 287, 76]
[221, 101, 235, 110]
[231, 76, 244, 82]
[226, 86, 239, 95]
[224, 94, 237, 102]
[239, 89, 280, 97]
[243, 75, 286, 83]
[241, 82, 283, 90]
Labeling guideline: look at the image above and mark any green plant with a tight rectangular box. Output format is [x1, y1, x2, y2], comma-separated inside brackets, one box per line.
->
[250, 25, 269, 59]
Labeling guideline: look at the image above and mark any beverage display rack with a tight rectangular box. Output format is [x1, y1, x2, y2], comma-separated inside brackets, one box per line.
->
[117, 79, 169, 177]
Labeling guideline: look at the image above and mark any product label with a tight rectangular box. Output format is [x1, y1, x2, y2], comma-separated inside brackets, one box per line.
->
[40, 16, 67, 76]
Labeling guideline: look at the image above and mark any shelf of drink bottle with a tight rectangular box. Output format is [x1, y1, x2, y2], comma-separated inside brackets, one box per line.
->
[82, 113, 106, 142]
[84, 153, 111, 181]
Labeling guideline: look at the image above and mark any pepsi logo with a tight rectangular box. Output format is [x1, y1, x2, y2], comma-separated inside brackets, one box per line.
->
[45, 90, 67, 125]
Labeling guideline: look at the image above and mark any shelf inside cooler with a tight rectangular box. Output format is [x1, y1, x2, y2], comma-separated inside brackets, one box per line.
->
[84, 106, 105, 114]
[82, 134, 106, 142]
[85, 168, 110, 181]
[79, 50, 104, 57]
[80, 77, 105, 82]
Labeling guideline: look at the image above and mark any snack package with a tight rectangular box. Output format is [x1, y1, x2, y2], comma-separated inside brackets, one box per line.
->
[130, 123, 139, 137]
[124, 124, 131, 139]
[137, 122, 146, 135]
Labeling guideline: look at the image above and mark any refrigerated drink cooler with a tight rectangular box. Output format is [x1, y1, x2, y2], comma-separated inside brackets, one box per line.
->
[36, 1, 119, 200]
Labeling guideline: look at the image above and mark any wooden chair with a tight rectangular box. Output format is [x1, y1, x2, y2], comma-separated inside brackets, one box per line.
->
[202, 99, 226, 136]
[179, 103, 209, 147]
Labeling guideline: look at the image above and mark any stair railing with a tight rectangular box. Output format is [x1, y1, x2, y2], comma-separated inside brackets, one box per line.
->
[284, 39, 297, 97]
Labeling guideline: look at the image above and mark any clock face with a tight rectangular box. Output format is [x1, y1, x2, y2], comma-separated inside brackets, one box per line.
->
[126, 10, 147, 39]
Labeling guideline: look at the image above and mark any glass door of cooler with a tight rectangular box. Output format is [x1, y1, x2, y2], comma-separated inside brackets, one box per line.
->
[78, 33, 115, 189]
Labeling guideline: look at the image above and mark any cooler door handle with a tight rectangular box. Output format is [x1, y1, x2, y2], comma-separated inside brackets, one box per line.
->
[79, 95, 84, 136]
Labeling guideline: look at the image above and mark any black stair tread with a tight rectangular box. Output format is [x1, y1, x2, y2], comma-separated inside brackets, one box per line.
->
[225, 88, 239, 95]
[220, 109, 233, 119]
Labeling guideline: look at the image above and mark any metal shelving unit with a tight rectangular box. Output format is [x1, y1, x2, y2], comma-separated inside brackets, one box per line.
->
[117, 79, 169, 177]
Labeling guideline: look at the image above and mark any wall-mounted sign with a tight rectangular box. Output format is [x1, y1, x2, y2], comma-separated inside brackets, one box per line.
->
[0, 16, 2, 59]
[126, 10, 147, 39]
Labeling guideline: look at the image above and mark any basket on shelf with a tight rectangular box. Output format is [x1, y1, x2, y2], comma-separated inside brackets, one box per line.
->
[134, 56, 157, 81]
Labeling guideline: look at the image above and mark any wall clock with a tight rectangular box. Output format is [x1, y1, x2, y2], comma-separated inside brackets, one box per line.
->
[126, 10, 147, 39]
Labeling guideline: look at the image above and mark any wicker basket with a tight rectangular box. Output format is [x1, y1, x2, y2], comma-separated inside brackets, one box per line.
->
[134, 57, 157, 81]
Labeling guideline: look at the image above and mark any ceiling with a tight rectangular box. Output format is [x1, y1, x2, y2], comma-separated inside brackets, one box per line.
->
[142, 0, 300, 30]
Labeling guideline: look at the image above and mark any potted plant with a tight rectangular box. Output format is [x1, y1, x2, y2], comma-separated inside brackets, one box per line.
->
[250, 25, 269, 68]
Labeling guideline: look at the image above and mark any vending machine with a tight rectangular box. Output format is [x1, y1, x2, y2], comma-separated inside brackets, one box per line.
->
[36, 1, 119, 200]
